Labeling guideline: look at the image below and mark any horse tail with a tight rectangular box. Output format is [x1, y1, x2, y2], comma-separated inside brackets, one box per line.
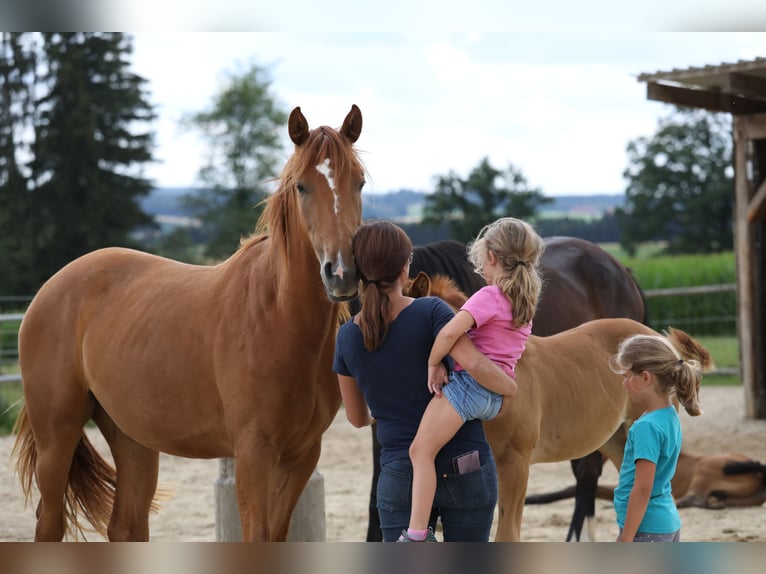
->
[12, 405, 117, 540]
[723, 460, 766, 479]
[665, 327, 714, 371]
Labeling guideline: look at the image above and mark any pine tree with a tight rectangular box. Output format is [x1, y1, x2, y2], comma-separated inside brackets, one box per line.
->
[0, 33, 38, 295]
[25, 32, 156, 291]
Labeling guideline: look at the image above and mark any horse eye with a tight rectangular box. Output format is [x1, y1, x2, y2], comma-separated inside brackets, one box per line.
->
[296, 182, 307, 194]
[358, 180, 366, 192]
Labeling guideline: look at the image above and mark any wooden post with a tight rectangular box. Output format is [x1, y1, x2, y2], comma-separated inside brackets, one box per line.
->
[214, 458, 326, 541]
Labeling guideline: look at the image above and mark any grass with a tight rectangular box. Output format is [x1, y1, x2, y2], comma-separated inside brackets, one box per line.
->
[696, 335, 741, 387]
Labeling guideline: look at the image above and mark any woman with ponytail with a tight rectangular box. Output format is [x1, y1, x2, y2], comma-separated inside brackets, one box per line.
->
[333, 219, 515, 542]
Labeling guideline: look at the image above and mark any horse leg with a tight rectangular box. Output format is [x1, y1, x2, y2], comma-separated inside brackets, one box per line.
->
[566, 451, 604, 542]
[493, 449, 532, 541]
[33, 422, 88, 540]
[233, 430, 316, 542]
[27, 392, 94, 541]
[269, 441, 322, 541]
[93, 408, 159, 541]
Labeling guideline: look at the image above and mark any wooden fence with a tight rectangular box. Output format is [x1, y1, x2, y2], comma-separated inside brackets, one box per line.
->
[0, 283, 742, 385]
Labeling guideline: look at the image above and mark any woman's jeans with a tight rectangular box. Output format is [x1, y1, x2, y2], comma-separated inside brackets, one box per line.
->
[376, 454, 498, 542]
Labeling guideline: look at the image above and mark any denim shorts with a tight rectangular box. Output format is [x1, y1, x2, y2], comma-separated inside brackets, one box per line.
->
[442, 369, 503, 422]
[618, 527, 681, 542]
[376, 455, 498, 542]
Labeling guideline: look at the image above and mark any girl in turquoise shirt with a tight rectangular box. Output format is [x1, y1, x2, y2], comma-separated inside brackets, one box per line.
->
[610, 333, 703, 542]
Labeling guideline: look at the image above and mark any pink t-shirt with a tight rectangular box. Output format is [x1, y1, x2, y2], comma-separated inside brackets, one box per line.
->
[453, 284, 531, 379]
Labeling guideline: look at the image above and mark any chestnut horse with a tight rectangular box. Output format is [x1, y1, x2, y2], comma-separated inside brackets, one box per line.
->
[12, 105, 365, 541]
[365, 237, 647, 541]
[485, 318, 711, 541]
[398, 273, 711, 541]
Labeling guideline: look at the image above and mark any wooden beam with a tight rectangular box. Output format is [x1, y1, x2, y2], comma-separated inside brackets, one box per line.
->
[646, 82, 766, 115]
[724, 72, 766, 101]
[747, 178, 766, 223]
[741, 113, 766, 141]
[733, 117, 757, 418]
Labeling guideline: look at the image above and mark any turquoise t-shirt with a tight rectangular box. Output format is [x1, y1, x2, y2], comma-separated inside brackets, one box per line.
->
[614, 406, 682, 534]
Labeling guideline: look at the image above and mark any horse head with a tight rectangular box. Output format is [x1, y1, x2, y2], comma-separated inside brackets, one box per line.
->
[405, 271, 468, 312]
[268, 104, 365, 302]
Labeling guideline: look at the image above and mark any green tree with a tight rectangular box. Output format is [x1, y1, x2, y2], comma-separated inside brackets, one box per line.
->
[182, 64, 287, 260]
[421, 157, 551, 243]
[0, 33, 156, 295]
[616, 107, 733, 255]
[0, 33, 37, 294]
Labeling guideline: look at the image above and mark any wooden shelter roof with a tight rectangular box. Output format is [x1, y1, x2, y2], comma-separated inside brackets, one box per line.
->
[638, 57, 766, 115]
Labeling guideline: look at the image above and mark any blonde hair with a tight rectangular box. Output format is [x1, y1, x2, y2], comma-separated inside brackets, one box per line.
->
[467, 217, 545, 328]
[352, 220, 412, 351]
[609, 334, 703, 416]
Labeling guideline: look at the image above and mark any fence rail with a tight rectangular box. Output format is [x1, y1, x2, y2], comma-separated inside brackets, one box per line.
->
[644, 283, 736, 298]
[0, 313, 23, 384]
[0, 284, 742, 385]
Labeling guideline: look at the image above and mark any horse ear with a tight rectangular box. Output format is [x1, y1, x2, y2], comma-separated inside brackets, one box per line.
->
[408, 271, 432, 298]
[341, 104, 362, 143]
[289, 106, 310, 146]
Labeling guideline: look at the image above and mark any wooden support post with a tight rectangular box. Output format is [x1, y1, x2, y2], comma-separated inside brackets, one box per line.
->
[214, 458, 326, 541]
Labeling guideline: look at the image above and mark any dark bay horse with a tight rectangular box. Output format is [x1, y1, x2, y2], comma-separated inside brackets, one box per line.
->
[13, 105, 365, 541]
[365, 236, 647, 541]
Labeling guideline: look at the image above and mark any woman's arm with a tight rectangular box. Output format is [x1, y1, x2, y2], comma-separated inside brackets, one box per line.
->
[337, 374, 373, 428]
[448, 334, 518, 397]
[617, 458, 656, 542]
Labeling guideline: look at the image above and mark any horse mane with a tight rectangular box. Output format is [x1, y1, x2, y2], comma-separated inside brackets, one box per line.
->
[237, 125, 364, 307]
[411, 240, 485, 297]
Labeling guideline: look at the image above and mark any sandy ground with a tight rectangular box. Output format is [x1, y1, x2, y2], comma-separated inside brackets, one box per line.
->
[1, 385, 764, 542]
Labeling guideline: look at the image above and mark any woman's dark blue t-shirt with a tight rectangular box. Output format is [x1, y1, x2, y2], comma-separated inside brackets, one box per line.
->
[333, 296, 492, 472]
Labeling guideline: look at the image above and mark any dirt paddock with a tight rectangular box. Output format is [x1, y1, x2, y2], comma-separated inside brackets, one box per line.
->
[1, 385, 764, 542]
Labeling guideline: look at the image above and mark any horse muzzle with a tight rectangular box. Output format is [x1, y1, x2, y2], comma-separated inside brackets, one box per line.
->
[321, 259, 359, 302]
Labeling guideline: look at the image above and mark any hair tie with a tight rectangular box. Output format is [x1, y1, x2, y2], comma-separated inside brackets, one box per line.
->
[511, 260, 527, 270]
[677, 359, 683, 366]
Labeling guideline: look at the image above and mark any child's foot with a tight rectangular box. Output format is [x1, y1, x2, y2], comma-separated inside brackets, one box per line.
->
[396, 527, 438, 542]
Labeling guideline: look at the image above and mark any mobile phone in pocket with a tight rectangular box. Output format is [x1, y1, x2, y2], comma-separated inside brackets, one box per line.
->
[452, 450, 480, 474]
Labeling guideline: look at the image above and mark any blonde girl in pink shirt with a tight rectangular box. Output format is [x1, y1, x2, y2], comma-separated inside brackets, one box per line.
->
[399, 217, 545, 542]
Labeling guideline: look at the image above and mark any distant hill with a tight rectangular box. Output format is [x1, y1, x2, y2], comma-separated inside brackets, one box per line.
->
[142, 187, 624, 223]
[140, 187, 196, 218]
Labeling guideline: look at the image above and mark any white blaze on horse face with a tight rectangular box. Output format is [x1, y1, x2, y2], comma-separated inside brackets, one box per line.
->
[316, 159, 339, 215]
[316, 158, 346, 280]
[333, 250, 345, 280]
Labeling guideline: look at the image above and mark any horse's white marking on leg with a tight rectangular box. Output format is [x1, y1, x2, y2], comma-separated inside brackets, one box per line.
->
[583, 516, 595, 542]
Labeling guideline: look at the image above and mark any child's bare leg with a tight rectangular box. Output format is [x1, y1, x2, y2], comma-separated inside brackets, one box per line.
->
[408, 395, 464, 531]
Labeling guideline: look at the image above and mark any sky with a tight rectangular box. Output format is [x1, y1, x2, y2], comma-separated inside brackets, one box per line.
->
[128, 32, 766, 197]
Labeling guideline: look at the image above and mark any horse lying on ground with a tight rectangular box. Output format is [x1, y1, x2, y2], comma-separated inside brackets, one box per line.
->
[365, 237, 648, 542]
[526, 451, 766, 510]
[12, 105, 365, 541]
